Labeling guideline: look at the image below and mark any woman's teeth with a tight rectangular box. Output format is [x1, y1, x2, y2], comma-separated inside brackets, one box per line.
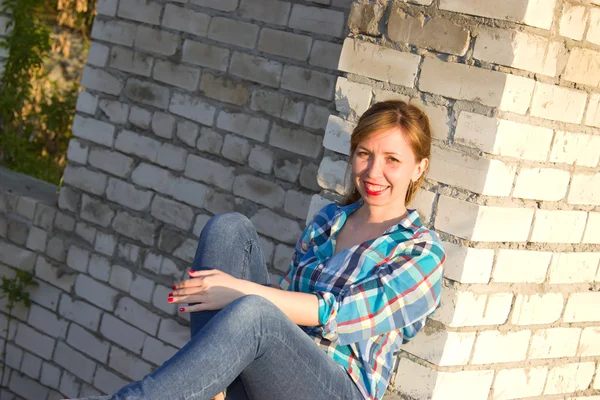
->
[364, 183, 387, 193]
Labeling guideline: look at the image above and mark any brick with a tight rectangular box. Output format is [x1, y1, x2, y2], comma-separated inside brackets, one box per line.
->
[142, 336, 178, 366]
[429, 146, 515, 196]
[348, 2, 385, 36]
[60, 371, 81, 399]
[124, 78, 170, 109]
[282, 65, 335, 100]
[87, 41, 110, 67]
[63, 166, 106, 197]
[493, 249, 551, 283]
[288, 4, 344, 37]
[230, 52, 282, 87]
[309, 40, 342, 70]
[191, 0, 238, 12]
[109, 346, 152, 381]
[134, 25, 179, 56]
[157, 318, 189, 349]
[421, 57, 534, 114]
[153, 59, 201, 90]
[197, 128, 224, 154]
[304, 104, 331, 132]
[437, 196, 534, 242]
[88, 148, 134, 178]
[112, 211, 157, 246]
[81, 384, 102, 397]
[258, 28, 311, 61]
[118, 0, 162, 24]
[550, 130, 600, 167]
[216, 110, 270, 142]
[115, 297, 159, 336]
[248, 146, 274, 173]
[66, 323, 109, 363]
[171, 178, 211, 208]
[544, 362, 595, 395]
[153, 284, 177, 314]
[185, 154, 234, 191]
[151, 195, 194, 230]
[98, 99, 129, 125]
[46, 236, 67, 262]
[339, 39, 420, 88]
[270, 124, 322, 158]
[151, 112, 175, 140]
[472, 329, 530, 364]
[91, 20, 137, 46]
[443, 243, 494, 285]
[565, 48, 600, 88]
[57, 187, 79, 214]
[8, 220, 29, 246]
[177, 120, 199, 147]
[106, 178, 153, 212]
[403, 330, 475, 367]
[529, 328, 581, 359]
[55, 212, 76, 232]
[317, 156, 347, 195]
[109, 47, 152, 77]
[75, 90, 98, 115]
[101, 313, 146, 354]
[584, 212, 600, 244]
[569, 172, 600, 205]
[531, 210, 587, 243]
[9, 372, 49, 400]
[273, 243, 293, 272]
[89, 253, 111, 281]
[221, 134, 250, 164]
[28, 304, 68, 339]
[250, 209, 302, 244]
[560, 2, 587, 40]
[182, 40, 230, 72]
[130, 274, 155, 303]
[239, 0, 290, 25]
[335, 77, 372, 119]
[564, 292, 600, 322]
[109, 264, 133, 292]
[162, 4, 210, 37]
[73, 270, 117, 312]
[81, 65, 123, 96]
[117, 242, 141, 264]
[66, 138, 89, 164]
[173, 238, 196, 263]
[513, 167, 570, 201]
[72, 114, 115, 147]
[474, 28, 561, 77]
[94, 366, 129, 395]
[586, 93, 600, 128]
[115, 130, 161, 162]
[531, 82, 587, 124]
[233, 175, 285, 208]
[95, 231, 116, 256]
[25, 226, 46, 252]
[4, 342, 22, 370]
[66, 245, 90, 273]
[200, 73, 248, 106]
[580, 327, 600, 356]
[59, 295, 102, 331]
[20, 352, 41, 380]
[439, 0, 555, 29]
[96, 0, 117, 16]
[129, 106, 152, 129]
[511, 293, 564, 325]
[208, 17, 259, 49]
[131, 163, 175, 194]
[389, 12, 469, 56]
[251, 89, 304, 124]
[493, 367, 547, 400]
[588, 7, 600, 45]
[15, 324, 55, 360]
[193, 214, 211, 237]
[434, 290, 512, 327]
[274, 156, 301, 182]
[169, 92, 216, 126]
[41, 362, 61, 389]
[81, 194, 115, 228]
[157, 143, 187, 171]
[455, 112, 553, 161]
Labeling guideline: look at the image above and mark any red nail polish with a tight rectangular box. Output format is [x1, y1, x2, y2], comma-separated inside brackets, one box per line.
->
[168, 292, 173, 297]
[172, 285, 176, 290]
[179, 308, 185, 312]
[168, 298, 173, 303]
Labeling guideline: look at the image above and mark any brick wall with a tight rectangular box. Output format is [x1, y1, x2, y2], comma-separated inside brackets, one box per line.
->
[313, 0, 600, 399]
[0, 0, 351, 397]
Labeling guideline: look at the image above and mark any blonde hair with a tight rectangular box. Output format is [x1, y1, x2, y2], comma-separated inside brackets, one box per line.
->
[343, 100, 432, 206]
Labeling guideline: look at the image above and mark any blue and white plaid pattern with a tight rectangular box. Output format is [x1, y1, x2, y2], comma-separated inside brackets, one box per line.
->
[279, 201, 445, 400]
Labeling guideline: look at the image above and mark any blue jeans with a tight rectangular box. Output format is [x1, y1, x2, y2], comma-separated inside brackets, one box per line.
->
[97, 213, 363, 400]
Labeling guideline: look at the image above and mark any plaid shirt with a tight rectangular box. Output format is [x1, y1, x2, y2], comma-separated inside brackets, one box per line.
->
[279, 201, 445, 400]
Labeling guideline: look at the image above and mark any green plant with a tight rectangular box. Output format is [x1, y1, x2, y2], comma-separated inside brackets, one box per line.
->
[0, 270, 39, 386]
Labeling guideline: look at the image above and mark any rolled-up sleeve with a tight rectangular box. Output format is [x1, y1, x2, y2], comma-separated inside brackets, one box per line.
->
[313, 240, 445, 345]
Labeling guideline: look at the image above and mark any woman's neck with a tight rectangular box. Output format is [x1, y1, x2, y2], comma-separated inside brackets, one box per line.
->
[354, 203, 408, 226]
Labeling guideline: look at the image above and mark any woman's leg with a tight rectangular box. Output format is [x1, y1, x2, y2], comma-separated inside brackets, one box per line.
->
[105, 295, 362, 400]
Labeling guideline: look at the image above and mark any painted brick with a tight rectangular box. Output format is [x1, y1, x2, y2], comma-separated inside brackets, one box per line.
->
[439, 0, 555, 29]
[402, 330, 475, 366]
[106, 178, 153, 212]
[269, 124, 322, 158]
[81, 66, 123, 95]
[153, 59, 201, 90]
[72, 114, 115, 147]
[142, 336, 178, 366]
[87, 41, 110, 67]
[221, 134, 250, 164]
[88, 147, 134, 178]
[59, 295, 102, 331]
[118, 0, 162, 24]
[584, 212, 600, 244]
[530, 210, 587, 243]
[579, 327, 600, 356]
[288, 4, 344, 37]
[208, 17, 259, 49]
[493, 367, 547, 400]
[229, 52, 282, 88]
[309, 40, 342, 70]
[441, 242, 493, 284]
[474, 28, 561, 77]
[177, 120, 199, 148]
[493, 249, 551, 283]
[67, 138, 89, 164]
[544, 362, 595, 395]
[200, 73, 248, 106]
[513, 167, 570, 201]
[27, 304, 68, 339]
[472, 329, 530, 364]
[339, 39, 420, 88]
[109, 47, 153, 77]
[182, 40, 230, 72]
[93, 366, 129, 395]
[529, 328, 581, 359]
[129, 106, 152, 129]
[75, 90, 98, 114]
[162, 4, 210, 37]
[91, 20, 137, 46]
[169, 92, 216, 126]
[124, 78, 170, 109]
[185, 154, 235, 191]
[239, 0, 290, 25]
[112, 211, 157, 246]
[115, 130, 161, 162]
[81, 194, 115, 228]
[559, 2, 588, 40]
[550, 130, 600, 167]
[531, 82, 587, 124]
[250, 209, 302, 244]
[258, 28, 311, 61]
[420, 57, 534, 115]
[101, 313, 146, 354]
[192, 0, 238, 12]
[564, 47, 600, 87]
[569, 172, 600, 205]
[434, 290, 512, 327]
[15, 324, 55, 360]
[549, 252, 600, 284]
[108, 346, 152, 381]
[564, 292, 600, 322]
[134, 26, 179, 56]
[389, 12, 469, 56]
[511, 293, 564, 325]
[216, 110, 270, 142]
[317, 156, 348, 195]
[588, 7, 600, 45]
[250, 89, 304, 124]
[157, 318, 189, 349]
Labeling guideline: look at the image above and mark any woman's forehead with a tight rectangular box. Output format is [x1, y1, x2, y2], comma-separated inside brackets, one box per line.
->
[358, 128, 410, 149]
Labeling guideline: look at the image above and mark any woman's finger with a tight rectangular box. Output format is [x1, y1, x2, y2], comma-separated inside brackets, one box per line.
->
[179, 302, 218, 313]
[168, 293, 207, 305]
[188, 269, 216, 277]
[172, 276, 208, 290]
[170, 286, 205, 297]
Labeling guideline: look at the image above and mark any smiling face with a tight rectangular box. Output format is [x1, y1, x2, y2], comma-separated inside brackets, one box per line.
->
[351, 127, 428, 214]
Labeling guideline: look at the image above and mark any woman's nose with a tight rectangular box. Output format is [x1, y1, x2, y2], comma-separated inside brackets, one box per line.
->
[366, 158, 384, 177]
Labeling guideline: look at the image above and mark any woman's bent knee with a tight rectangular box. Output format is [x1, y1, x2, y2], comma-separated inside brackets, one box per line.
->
[203, 212, 253, 238]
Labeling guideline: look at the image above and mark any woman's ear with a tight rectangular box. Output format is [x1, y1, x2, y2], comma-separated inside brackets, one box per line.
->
[412, 158, 429, 181]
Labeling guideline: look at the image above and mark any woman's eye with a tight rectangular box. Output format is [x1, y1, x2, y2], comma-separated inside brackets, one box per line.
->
[387, 157, 400, 163]
[356, 151, 369, 157]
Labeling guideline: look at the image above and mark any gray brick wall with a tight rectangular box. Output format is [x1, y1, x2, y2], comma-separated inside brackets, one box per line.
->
[0, 0, 350, 397]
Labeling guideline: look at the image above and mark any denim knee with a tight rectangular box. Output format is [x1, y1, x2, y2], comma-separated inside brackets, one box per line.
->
[203, 212, 253, 239]
[228, 295, 278, 321]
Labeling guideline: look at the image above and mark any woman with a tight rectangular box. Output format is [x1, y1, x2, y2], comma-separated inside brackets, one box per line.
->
[96, 100, 445, 400]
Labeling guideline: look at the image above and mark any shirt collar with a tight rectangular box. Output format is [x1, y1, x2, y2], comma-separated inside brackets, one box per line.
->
[334, 200, 423, 235]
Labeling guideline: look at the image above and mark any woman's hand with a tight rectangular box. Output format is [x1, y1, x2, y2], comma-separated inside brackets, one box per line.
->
[170, 269, 246, 312]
